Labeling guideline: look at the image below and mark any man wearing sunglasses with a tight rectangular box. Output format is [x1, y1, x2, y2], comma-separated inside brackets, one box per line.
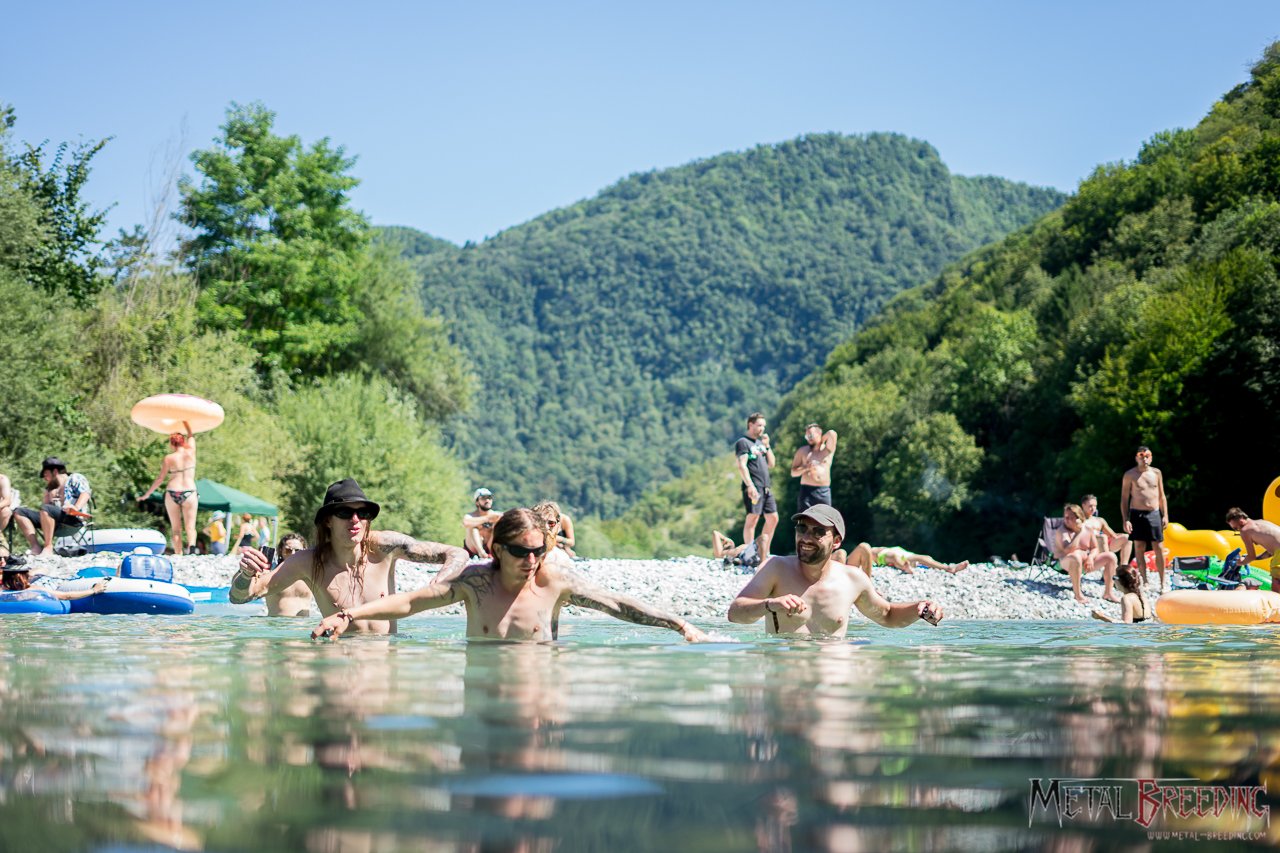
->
[728, 505, 943, 637]
[232, 478, 470, 634]
[313, 507, 709, 642]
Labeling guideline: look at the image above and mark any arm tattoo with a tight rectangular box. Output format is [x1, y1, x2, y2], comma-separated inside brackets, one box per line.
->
[567, 590, 684, 632]
[229, 571, 263, 604]
[376, 532, 460, 564]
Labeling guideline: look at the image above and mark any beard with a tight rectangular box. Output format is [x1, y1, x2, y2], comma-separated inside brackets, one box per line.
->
[797, 542, 832, 567]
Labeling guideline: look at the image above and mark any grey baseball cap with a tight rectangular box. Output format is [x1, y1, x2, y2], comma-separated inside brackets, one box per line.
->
[791, 505, 845, 540]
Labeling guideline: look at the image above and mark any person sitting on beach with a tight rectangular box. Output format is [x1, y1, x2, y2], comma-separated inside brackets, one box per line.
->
[265, 533, 315, 617]
[231, 513, 256, 556]
[463, 488, 502, 557]
[1091, 564, 1153, 624]
[1081, 494, 1132, 570]
[1225, 508, 1280, 588]
[0, 473, 15, 562]
[13, 457, 91, 558]
[845, 543, 969, 576]
[1054, 503, 1118, 605]
[728, 506, 943, 637]
[312, 508, 709, 642]
[712, 530, 748, 561]
[232, 479, 470, 634]
[137, 421, 198, 555]
[2, 563, 107, 600]
[530, 502, 574, 569]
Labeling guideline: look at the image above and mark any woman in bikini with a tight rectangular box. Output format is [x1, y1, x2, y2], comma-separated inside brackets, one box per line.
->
[1091, 564, 1154, 624]
[138, 421, 198, 555]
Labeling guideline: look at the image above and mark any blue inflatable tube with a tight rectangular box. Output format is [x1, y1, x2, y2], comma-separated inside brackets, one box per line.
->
[0, 590, 71, 615]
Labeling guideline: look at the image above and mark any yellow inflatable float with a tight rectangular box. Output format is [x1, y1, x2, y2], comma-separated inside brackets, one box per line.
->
[1265, 475, 1280, 525]
[1163, 523, 1233, 561]
[1156, 589, 1280, 625]
[130, 394, 225, 435]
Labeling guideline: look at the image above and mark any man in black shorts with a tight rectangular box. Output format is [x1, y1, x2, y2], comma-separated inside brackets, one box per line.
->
[735, 412, 778, 563]
[1120, 445, 1169, 590]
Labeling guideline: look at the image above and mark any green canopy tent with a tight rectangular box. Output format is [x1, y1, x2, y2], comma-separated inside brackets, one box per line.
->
[144, 478, 279, 545]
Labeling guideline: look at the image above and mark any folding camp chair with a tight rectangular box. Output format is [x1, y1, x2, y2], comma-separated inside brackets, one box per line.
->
[1026, 515, 1066, 582]
[53, 501, 96, 557]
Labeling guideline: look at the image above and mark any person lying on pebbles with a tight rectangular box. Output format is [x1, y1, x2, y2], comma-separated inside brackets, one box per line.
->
[728, 506, 943, 637]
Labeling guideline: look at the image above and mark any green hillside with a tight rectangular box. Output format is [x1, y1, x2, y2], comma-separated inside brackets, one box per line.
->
[757, 45, 1280, 559]
[398, 133, 1064, 517]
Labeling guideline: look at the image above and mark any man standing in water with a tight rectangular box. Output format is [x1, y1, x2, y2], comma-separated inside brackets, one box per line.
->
[1225, 508, 1280, 588]
[1120, 446, 1169, 590]
[736, 413, 777, 563]
[463, 488, 501, 558]
[313, 508, 708, 642]
[232, 479, 470, 634]
[728, 506, 943, 637]
[790, 423, 838, 512]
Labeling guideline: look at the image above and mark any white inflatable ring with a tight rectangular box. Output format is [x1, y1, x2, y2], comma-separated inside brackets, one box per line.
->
[130, 394, 225, 435]
[1155, 589, 1280, 625]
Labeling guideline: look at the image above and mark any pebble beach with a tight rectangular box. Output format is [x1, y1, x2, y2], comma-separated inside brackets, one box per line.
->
[22, 551, 1155, 623]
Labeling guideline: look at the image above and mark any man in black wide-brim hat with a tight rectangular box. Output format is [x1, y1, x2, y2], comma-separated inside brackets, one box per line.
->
[231, 478, 470, 634]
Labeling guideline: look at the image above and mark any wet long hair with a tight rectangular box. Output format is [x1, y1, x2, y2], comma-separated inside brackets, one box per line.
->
[311, 511, 371, 598]
[492, 508, 550, 554]
[1, 571, 31, 591]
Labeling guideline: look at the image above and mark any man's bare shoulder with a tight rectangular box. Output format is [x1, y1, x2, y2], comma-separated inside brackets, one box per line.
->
[1122, 466, 1140, 480]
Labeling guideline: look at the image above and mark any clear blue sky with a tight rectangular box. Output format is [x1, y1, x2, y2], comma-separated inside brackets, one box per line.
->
[5, 1, 1277, 245]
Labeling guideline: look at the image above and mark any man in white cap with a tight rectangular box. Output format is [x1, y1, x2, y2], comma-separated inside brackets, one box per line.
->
[728, 505, 944, 637]
[232, 478, 469, 634]
[462, 487, 501, 558]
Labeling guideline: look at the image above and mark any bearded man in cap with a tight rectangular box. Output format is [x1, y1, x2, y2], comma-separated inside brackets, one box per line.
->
[728, 505, 944, 637]
[231, 479, 470, 634]
[14, 457, 91, 558]
[462, 487, 501, 557]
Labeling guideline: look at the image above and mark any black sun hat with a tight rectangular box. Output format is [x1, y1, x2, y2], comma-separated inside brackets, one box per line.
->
[314, 478, 381, 525]
[40, 456, 68, 475]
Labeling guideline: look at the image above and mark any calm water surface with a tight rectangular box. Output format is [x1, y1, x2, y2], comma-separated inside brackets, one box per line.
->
[1, 614, 1277, 852]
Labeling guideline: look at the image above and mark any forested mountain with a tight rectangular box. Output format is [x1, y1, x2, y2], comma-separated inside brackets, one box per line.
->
[758, 45, 1280, 559]
[395, 133, 1064, 516]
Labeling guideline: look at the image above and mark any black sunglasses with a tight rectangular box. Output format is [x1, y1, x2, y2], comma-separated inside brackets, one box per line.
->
[331, 506, 375, 521]
[501, 543, 547, 559]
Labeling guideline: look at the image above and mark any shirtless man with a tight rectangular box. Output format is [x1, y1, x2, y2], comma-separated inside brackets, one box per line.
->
[1081, 493, 1131, 568]
[845, 543, 969, 576]
[1054, 503, 1118, 604]
[264, 532, 313, 617]
[728, 505, 943, 637]
[232, 478, 469, 634]
[313, 508, 708, 642]
[790, 423, 838, 512]
[736, 412, 778, 562]
[463, 488, 501, 558]
[1120, 446, 1169, 589]
[1225, 508, 1280, 589]
[0, 473, 14, 561]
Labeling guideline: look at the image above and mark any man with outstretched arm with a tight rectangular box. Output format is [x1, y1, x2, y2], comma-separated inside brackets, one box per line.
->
[314, 508, 708, 642]
[232, 478, 469, 634]
[728, 505, 943, 637]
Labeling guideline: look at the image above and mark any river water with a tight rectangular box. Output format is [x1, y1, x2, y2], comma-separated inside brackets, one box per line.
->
[0, 615, 1275, 851]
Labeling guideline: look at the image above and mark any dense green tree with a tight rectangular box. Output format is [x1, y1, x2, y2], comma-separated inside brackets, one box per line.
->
[397, 133, 1063, 519]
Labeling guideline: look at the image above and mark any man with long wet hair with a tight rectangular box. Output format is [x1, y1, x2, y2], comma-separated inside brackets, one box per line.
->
[232, 479, 469, 634]
[313, 507, 708, 642]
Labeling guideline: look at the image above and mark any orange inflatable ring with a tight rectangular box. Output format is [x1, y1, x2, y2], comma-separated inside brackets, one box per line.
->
[130, 394, 225, 435]
[1155, 590, 1280, 625]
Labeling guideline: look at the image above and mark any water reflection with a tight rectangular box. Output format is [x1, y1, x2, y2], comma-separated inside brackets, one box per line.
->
[0, 619, 1279, 850]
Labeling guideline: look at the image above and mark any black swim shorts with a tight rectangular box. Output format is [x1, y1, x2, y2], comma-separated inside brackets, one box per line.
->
[14, 504, 81, 529]
[797, 485, 832, 512]
[1128, 508, 1164, 542]
[742, 485, 777, 516]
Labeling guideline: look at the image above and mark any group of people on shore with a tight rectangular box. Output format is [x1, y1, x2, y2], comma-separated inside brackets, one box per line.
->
[228, 477, 944, 643]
